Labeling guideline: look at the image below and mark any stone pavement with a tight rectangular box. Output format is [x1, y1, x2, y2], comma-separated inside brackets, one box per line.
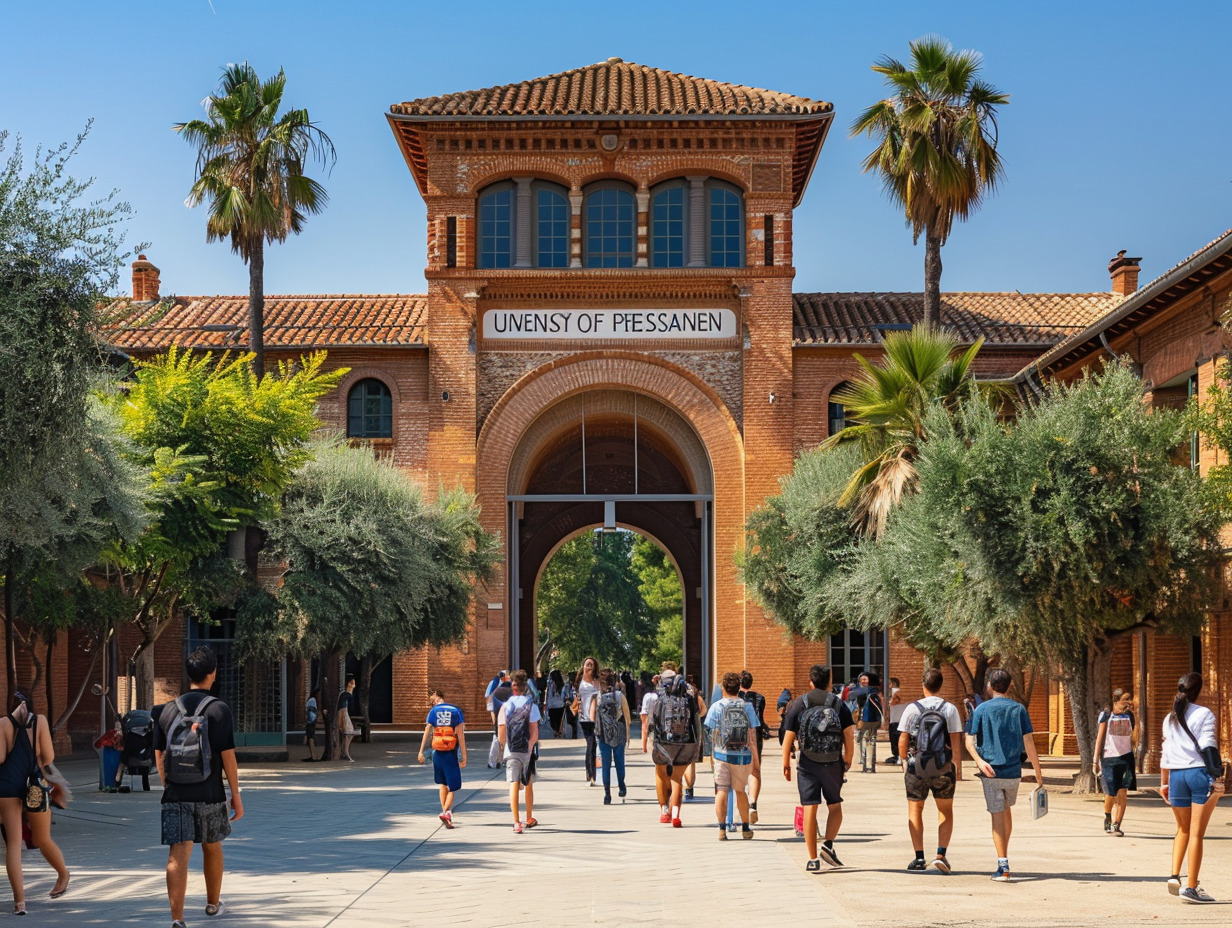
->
[20, 730, 1232, 926]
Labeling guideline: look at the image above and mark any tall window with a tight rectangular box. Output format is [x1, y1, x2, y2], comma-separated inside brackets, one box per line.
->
[478, 184, 513, 269]
[537, 187, 569, 268]
[828, 382, 851, 438]
[708, 183, 743, 266]
[347, 379, 393, 438]
[584, 184, 635, 267]
[651, 182, 685, 267]
[829, 627, 887, 691]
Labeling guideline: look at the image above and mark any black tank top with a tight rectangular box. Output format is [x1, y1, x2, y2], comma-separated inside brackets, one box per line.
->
[0, 716, 35, 798]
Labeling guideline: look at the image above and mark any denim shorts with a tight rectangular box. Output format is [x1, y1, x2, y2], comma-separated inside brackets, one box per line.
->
[1167, 766, 1214, 808]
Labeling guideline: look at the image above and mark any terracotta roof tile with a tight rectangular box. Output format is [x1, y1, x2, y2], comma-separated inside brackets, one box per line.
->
[793, 292, 1121, 346]
[100, 295, 427, 352]
[391, 59, 831, 118]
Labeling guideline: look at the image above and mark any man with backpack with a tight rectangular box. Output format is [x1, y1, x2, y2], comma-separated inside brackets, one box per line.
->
[781, 664, 855, 872]
[488, 674, 513, 768]
[738, 670, 771, 824]
[498, 670, 541, 833]
[644, 669, 701, 827]
[591, 670, 631, 805]
[705, 672, 761, 840]
[897, 668, 965, 873]
[418, 689, 467, 829]
[154, 645, 243, 928]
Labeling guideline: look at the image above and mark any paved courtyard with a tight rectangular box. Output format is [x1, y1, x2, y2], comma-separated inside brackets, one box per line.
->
[23, 729, 1232, 926]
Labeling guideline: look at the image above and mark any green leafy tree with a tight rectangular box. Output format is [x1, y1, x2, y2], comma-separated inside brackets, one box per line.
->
[631, 537, 683, 673]
[0, 125, 140, 692]
[108, 349, 344, 706]
[239, 441, 498, 759]
[851, 36, 1008, 325]
[174, 63, 335, 377]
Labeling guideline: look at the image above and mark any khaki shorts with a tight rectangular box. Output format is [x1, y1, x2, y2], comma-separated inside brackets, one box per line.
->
[506, 752, 534, 785]
[714, 760, 752, 792]
[980, 775, 1020, 813]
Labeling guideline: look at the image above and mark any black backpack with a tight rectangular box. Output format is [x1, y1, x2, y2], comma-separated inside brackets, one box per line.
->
[911, 700, 954, 777]
[161, 694, 217, 784]
[505, 697, 532, 754]
[597, 690, 625, 746]
[798, 690, 843, 764]
[655, 678, 696, 745]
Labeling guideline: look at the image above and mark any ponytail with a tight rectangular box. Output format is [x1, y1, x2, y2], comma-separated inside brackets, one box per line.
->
[1170, 672, 1203, 735]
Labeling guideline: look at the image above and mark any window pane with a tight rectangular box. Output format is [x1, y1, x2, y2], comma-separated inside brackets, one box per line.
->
[584, 187, 634, 267]
[347, 379, 393, 438]
[536, 188, 568, 268]
[708, 186, 743, 267]
[479, 188, 512, 269]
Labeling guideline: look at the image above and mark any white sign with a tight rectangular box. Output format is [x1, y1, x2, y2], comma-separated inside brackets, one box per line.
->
[482, 308, 737, 340]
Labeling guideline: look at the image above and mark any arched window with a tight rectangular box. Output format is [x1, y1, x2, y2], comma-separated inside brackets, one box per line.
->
[708, 182, 743, 267]
[347, 379, 393, 438]
[828, 381, 851, 438]
[478, 180, 569, 269]
[584, 184, 635, 267]
[651, 181, 686, 268]
[478, 183, 513, 269]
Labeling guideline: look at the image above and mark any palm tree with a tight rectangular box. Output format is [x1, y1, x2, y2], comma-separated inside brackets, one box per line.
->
[851, 36, 1008, 326]
[175, 63, 335, 377]
[823, 325, 983, 538]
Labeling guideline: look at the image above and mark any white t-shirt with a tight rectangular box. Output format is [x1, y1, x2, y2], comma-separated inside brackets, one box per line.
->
[1098, 709, 1135, 758]
[577, 679, 601, 720]
[897, 695, 963, 748]
[1161, 703, 1217, 771]
[888, 687, 905, 724]
[546, 679, 564, 710]
[497, 693, 542, 759]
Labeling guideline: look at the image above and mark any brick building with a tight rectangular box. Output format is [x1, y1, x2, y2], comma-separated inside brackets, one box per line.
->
[87, 60, 1221, 764]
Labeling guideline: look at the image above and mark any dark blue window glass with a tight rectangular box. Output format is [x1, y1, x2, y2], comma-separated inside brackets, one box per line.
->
[478, 187, 512, 268]
[347, 379, 393, 438]
[651, 185, 685, 267]
[536, 188, 569, 268]
[584, 187, 635, 267]
[709, 185, 743, 267]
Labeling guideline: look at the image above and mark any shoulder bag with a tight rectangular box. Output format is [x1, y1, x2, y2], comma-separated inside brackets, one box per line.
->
[23, 717, 49, 814]
[1181, 720, 1226, 782]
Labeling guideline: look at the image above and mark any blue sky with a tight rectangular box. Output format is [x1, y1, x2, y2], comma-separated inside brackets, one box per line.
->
[3, 0, 1228, 298]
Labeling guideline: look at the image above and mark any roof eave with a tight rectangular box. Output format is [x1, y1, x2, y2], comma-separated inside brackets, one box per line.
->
[386, 110, 833, 123]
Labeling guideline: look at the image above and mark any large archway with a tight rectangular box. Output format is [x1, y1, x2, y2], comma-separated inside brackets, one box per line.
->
[507, 390, 713, 687]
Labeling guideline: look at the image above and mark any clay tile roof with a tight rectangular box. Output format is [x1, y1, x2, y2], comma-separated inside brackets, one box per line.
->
[792, 292, 1121, 346]
[99, 294, 428, 352]
[390, 59, 832, 118]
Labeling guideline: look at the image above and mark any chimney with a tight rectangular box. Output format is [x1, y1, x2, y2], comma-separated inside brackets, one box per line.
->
[131, 254, 161, 301]
[1108, 250, 1141, 297]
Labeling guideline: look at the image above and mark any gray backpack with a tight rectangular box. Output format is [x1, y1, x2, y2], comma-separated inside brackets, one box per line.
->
[597, 690, 625, 746]
[161, 694, 217, 784]
[714, 700, 750, 754]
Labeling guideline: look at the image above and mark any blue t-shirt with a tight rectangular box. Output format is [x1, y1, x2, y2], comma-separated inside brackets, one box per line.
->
[704, 697, 761, 764]
[427, 703, 464, 729]
[969, 696, 1033, 779]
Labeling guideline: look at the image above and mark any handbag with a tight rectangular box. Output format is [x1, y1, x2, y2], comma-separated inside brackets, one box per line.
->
[23, 717, 49, 814]
[1181, 722, 1226, 780]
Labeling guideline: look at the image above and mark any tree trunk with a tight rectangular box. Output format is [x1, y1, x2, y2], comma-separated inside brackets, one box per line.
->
[4, 554, 17, 696]
[1065, 640, 1114, 795]
[923, 229, 943, 327]
[44, 635, 54, 727]
[132, 641, 156, 709]
[318, 647, 340, 761]
[248, 239, 266, 379]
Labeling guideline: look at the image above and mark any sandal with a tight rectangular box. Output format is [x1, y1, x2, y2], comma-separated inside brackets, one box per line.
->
[524, 817, 538, 829]
[50, 873, 69, 898]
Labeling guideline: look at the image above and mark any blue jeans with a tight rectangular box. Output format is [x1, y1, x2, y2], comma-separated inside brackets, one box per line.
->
[598, 741, 626, 791]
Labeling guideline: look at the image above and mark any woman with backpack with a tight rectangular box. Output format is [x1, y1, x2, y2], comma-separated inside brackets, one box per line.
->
[851, 673, 885, 773]
[590, 671, 631, 804]
[576, 657, 601, 785]
[0, 693, 71, 913]
[1093, 688, 1136, 836]
[1160, 672, 1222, 903]
[546, 670, 566, 738]
[303, 687, 321, 761]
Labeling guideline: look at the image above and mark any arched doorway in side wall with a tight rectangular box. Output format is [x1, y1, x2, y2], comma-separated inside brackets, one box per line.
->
[506, 390, 714, 693]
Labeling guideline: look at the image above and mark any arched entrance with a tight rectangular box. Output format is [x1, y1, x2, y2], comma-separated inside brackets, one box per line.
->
[507, 390, 713, 686]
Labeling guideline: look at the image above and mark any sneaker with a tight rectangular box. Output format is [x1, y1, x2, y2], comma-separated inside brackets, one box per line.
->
[439, 811, 453, 829]
[741, 826, 754, 840]
[1111, 822, 1124, 837]
[805, 858, 822, 874]
[1104, 819, 1114, 834]
[1179, 887, 1215, 904]
[603, 794, 611, 805]
[513, 822, 524, 834]
[1168, 878, 1181, 896]
[173, 922, 188, 928]
[685, 788, 694, 801]
[818, 844, 842, 867]
[617, 786, 627, 798]
[933, 856, 952, 875]
[672, 817, 683, 828]
[907, 858, 928, 871]
[205, 900, 226, 917]
[991, 868, 1012, 882]
[659, 812, 672, 824]
[717, 827, 728, 841]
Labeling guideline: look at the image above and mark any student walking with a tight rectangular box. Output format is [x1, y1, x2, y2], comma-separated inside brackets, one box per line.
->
[644, 669, 701, 827]
[488, 674, 512, 768]
[682, 673, 707, 801]
[337, 674, 358, 762]
[546, 670, 566, 738]
[739, 670, 771, 823]
[1093, 688, 1136, 837]
[302, 687, 320, 761]
[781, 664, 856, 872]
[1161, 672, 1221, 903]
[418, 690, 467, 828]
[851, 673, 885, 772]
[964, 668, 1043, 883]
[592, 671, 631, 804]
[897, 669, 964, 873]
[886, 677, 904, 767]
[0, 693, 71, 914]
[576, 657, 600, 782]
[498, 670, 541, 833]
[705, 672, 761, 841]
[154, 646, 243, 928]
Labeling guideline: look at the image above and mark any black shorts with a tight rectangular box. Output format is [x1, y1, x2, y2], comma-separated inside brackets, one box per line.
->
[796, 760, 844, 807]
[161, 801, 232, 846]
[904, 764, 956, 801]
